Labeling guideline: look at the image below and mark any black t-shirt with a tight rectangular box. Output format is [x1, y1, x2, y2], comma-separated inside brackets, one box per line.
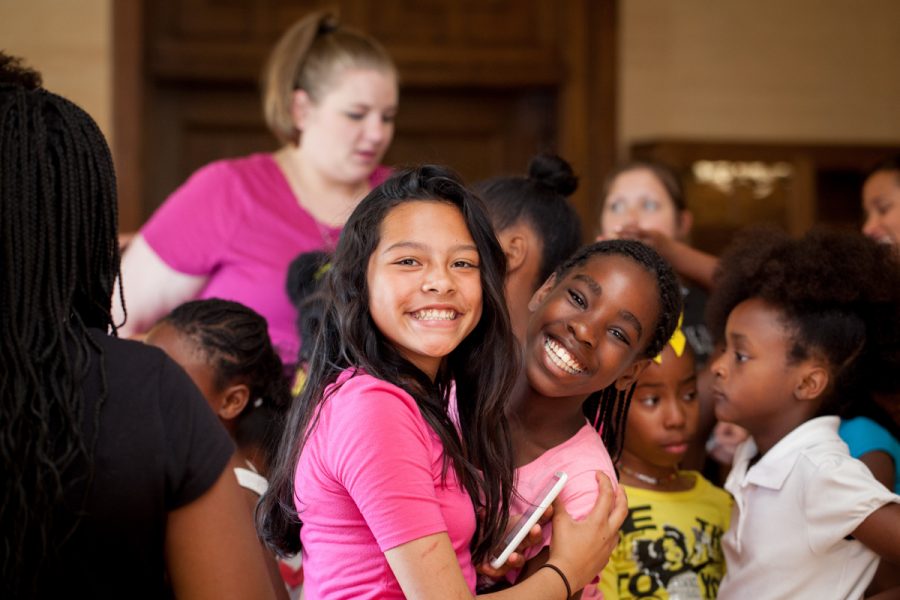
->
[35, 330, 234, 598]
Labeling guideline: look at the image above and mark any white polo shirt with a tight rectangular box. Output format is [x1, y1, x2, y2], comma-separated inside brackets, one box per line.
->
[718, 416, 899, 600]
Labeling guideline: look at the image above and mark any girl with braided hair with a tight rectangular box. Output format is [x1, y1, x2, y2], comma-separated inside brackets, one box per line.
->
[0, 54, 278, 597]
[146, 298, 295, 597]
[146, 299, 292, 481]
[598, 332, 732, 600]
[494, 240, 682, 596]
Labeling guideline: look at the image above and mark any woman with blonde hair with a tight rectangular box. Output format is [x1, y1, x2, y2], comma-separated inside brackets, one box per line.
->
[117, 10, 398, 365]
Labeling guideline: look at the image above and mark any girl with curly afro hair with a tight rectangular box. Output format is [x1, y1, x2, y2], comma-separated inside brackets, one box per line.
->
[707, 227, 900, 599]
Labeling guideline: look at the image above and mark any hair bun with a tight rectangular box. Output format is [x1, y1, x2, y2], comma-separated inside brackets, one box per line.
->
[527, 153, 578, 197]
[316, 11, 340, 35]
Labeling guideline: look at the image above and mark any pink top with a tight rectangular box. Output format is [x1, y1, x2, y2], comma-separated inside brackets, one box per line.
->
[141, 154, 391, 363]
[294, 369, 477, 599]
[509, 422, 617, 597]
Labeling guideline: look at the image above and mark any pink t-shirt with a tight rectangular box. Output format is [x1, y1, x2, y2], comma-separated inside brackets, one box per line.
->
[509, 422, 617, 598]
[141, 154, 391, 363]
[294, 369, 477, 599]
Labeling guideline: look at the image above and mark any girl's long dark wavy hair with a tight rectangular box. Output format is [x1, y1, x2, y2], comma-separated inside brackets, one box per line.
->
[552, 240, 683, 461]
[258, 165, 519, 565]
[0, 55, 121, 594]
[158, 299, 293, 472]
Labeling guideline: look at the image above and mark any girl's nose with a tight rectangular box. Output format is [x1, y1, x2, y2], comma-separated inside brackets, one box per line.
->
[567, 318, 597, 348]
[862, 214, 881, 240]
[710, 352, 726, 379]
[421, 265, 454, 294]
[365, 115, 388, 144]
[663, 400, 687, 429]
[622, 205, 641, 227]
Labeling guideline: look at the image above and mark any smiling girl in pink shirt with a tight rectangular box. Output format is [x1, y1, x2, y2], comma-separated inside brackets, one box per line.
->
[258, 166, 628, 599]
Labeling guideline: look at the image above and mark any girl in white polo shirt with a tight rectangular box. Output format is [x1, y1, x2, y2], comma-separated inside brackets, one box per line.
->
[706, 227, 900, 599]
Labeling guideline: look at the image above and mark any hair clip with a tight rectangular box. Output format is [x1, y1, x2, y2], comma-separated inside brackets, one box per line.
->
[653, 312, 686, 364]
[314, 261, 332, 281]
[253, 397, 264, 408]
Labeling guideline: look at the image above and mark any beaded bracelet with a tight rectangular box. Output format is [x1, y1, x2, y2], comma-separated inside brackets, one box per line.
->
[539, 563, 572, 599]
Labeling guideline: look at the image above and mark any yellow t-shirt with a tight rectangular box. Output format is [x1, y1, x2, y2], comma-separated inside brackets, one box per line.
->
[598, 471, 732, 600]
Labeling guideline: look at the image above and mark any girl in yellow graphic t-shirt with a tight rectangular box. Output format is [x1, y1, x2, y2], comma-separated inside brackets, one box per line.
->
[598, 323, 732, 600]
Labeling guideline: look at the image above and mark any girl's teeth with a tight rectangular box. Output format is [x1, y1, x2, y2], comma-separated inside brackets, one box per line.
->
[544, 337, 585, 374]
[414, 309, 456, 321]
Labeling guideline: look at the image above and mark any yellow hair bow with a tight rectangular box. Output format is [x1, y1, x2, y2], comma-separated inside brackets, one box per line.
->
[653, 312, 686, 364]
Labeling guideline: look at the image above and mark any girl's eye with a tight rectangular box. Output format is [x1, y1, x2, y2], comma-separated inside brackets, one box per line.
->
[641, 199, 661, 212]
[607, 199, 625, 214]
[640, 396, 660, 407]
[609, 328, 631, 346]
[345, 112, 365, 121]
[382, 113, 396, 124]
[452, 259, 478, 269]
[395, 258, 419, 266]
[568, 289, 586, 308]
[682, 389, 698, 402]
[734, 351, 749, 363]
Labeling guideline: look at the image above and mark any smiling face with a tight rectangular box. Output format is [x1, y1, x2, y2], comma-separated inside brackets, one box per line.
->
[600, 168, 688, 240]
[862, 169, 900, 249]
[295, 67, 398, 185]
[524, 254, 660, 400]
[621, 345, 699, 472]
[367, 200, 483, 379]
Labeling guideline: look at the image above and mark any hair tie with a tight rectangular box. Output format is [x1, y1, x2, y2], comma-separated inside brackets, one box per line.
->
[539, 563, 572, 599]
[653, 312, 686, 364]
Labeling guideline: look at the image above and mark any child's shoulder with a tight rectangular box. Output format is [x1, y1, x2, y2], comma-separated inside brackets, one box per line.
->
[541, 422, 614, 474]
[323, 369, 419, 418]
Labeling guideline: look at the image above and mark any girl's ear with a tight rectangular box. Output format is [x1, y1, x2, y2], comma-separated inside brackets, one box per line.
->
[794, 363, 830, 402]
[614, 358, 651, 391]
[218, 383, 251, 421]
[497, 226, 529, 274]
[527, 273, 557, 312]
[291, 89, 313, 132]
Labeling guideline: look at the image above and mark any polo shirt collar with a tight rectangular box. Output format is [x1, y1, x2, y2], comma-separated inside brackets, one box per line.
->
[735, 416, 842, 491]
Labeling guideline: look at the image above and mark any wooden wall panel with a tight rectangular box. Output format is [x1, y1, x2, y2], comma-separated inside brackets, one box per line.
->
[114, 0, 617, 234]
[384, 88, 557, 185]
[632, 139, 900, 254]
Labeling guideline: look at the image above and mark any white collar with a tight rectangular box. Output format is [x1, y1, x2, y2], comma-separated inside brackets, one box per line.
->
[731, 416, 842, 491]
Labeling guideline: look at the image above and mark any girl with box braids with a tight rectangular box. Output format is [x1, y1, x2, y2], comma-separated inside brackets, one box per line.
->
[495, 239, 679, 591]
[2, 53, 280, 599]
[0, 54, 121, 593]
[561, 240, 683, 461]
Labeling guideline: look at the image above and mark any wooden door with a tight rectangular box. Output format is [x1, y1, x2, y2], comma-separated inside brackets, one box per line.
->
[114, 0, 617, 241]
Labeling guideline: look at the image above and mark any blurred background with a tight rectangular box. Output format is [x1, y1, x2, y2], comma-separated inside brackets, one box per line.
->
[2, 0, 899, 252]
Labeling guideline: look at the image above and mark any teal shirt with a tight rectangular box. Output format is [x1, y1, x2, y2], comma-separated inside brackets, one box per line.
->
[839, 416, 900, 494]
